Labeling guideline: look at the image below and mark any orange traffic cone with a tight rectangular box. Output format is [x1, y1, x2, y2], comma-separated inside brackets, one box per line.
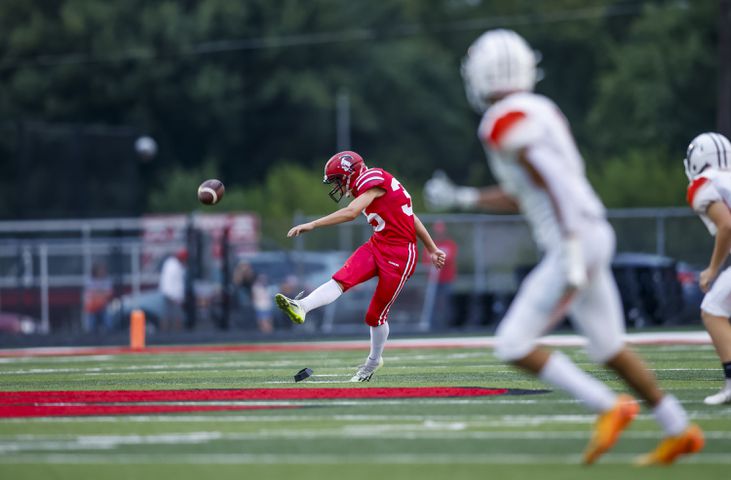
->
[130, 309, 146, 350]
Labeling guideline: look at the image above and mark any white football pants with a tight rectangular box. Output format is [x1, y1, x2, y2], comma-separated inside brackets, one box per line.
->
[701, 266, 731, 317]
[494, 220, 625, 364]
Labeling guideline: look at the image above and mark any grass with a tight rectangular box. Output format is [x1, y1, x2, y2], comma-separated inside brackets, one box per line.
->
[0, 339, 729, 479]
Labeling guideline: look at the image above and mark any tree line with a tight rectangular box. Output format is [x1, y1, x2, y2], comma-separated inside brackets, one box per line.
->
[0, 0, 723, 219]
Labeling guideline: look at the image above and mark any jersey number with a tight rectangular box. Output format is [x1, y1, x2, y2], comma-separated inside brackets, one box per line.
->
[366, 178, 413, 232]
[392, 178, 414, 216]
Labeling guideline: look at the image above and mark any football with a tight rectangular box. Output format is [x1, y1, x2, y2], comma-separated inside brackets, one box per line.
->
[197, 179, 225, 205]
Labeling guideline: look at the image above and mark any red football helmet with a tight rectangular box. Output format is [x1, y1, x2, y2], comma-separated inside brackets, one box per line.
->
[323, 151, 366, 202]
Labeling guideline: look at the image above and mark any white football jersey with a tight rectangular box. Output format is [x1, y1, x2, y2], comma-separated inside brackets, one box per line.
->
[687, 169, 731, 236]
[478, 92, 605, 250]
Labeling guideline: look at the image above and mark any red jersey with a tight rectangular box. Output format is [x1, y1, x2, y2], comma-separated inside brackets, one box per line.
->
[351, 168, 415, 248]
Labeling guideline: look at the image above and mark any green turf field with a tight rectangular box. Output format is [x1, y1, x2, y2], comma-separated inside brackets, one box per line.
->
[0, 340, 728, 479]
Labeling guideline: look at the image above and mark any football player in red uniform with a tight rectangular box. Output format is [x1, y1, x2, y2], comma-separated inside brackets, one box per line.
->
[275, 151, 446, 382]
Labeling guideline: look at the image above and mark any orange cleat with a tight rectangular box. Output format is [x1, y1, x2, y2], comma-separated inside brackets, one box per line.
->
[635, 423, 704, 466]
[583, 394, 640, 465]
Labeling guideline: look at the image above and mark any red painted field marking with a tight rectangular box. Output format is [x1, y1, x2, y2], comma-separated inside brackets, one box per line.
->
[0, 387, 508, 404]
[0, 387, 532, 418]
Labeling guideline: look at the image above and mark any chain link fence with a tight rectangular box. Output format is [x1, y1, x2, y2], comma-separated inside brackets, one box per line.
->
[0, 208, 712, 337]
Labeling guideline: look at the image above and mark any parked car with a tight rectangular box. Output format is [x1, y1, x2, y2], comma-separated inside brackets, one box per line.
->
[233, 250, 353, 330]
[235, 250, 349, 292]
[105, 290, 165, 332]
[104, 280, 223, 332]
[674, 261, 704, 325]
[515, 252, 701, 328]
[611, 252, 684, 327]
[0, 311, 38, 334]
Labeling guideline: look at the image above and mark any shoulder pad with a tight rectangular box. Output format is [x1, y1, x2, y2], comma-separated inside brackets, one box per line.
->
[686, 176, 709, 206]
[354, 168, 387, 194]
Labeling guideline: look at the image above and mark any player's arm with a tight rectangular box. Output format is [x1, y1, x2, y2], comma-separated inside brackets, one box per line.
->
[700, 201, 731, 291]
[424, 171, 519, 213]
[286, 188, 384, 237]
[515, 147, 586, 288]
[414, 215, 446, 269]
[474, 186, 520, 212]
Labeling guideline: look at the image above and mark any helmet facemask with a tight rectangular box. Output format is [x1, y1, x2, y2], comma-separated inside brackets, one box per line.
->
[324, 174, 349, 203]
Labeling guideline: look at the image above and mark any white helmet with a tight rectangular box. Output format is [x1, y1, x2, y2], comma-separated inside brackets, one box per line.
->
[684, 132, 731, 180]
[461, 29, 538, 113]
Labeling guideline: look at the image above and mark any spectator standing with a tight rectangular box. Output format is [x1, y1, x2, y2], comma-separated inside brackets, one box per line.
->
[233, 261, 256, 313]
[422, 220, 458, 329]
[82, 262, 114, 333]
[159, 248, 187, 331]
[251, 273, 274, 333]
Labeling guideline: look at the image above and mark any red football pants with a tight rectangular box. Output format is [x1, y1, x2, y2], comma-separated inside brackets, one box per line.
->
[332, 241, 417, 326]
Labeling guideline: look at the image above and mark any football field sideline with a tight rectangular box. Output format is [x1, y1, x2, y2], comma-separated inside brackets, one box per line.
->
[0, 330, 712, 358]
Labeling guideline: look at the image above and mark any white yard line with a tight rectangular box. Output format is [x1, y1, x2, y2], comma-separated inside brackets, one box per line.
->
[3, 410, 729, 424]
[3, 429, 730, 444]
[0, 452, 729, 465]
[0, 428, 729, 458]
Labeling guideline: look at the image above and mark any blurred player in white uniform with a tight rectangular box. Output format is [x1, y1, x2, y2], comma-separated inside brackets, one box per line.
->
[684, 132, 731, 405]
[425, 29, 703, 465]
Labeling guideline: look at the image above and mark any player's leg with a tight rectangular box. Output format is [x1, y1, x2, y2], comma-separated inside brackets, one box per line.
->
[699, 267, 731, 405]
[701, 311, 731, 404]
[495, 252, 620, 414]
[275, 244, 375, 324]
[496, 238, 639, 465]
[569, 265, 654, 463]
[274, 279, 344, 325]
[574, 263, 703, 465]
[351, 321, 389, 382]
[351, 242, 417, 382]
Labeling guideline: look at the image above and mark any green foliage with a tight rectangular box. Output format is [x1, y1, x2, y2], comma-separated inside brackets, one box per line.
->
[588, 148, 688, 208]
[0, 0, 723, 218]
[238, 163, 337, 218]
[148, 161, 336, 218]
[147, 162, 220, 213]
[146, 160, 431, 250]
[587, 1, 718, 159]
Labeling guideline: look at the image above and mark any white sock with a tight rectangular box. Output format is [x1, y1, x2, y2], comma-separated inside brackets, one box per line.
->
[653, 394, 688, 436]
[538, 351, 617, 413]
[368, 322, 390, 365]
[299, 279, 342, 313]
